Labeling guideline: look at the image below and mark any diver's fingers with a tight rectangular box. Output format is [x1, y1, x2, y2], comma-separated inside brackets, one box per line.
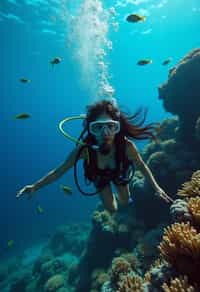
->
[162, 193, 173, 204]
[161, 195, 170, 203]
[156, 191, 172, 204]
[161, 191, 174, 203]
[165, 194, 174, 203]
[16, 188, 26, 198]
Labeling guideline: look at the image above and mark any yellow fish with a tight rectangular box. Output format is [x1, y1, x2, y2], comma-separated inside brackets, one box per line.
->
[15, 113, 31, 119]
[60, 185, 73, 195]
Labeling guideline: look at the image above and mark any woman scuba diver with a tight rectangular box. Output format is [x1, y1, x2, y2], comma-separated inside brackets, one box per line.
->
[16, 99, 172, 213]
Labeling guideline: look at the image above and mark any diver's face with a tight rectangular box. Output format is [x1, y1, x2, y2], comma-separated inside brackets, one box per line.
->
[92, 114, 116, 146]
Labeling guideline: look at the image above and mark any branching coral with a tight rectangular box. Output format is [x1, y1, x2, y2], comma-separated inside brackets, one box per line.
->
[110, 257, 132, 288]
[177, 170, 200, 197]
[162, 275, 197, 292]
[188, 197, 200, 227]
[116, 273, 144, 292]
[159, 222, 200, 263]
[159, 222, 200, 284]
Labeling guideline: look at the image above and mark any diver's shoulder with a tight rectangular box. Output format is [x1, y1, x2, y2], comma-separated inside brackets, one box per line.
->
[125, 138, 138, 158]
[125, 138, 136, 148]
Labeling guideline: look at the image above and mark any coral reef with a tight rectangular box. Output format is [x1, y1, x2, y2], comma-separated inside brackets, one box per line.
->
[130, 112, 200, 227]
[170, 199, 192, 223]
[4, 48, 200, 292]
[158, 48, 200, 141]
[91, 269, 109, 292]
[110, 257, 132, 288]
[188, 197, 200, 227]
[159, 222, 200, 285]
[116, 273, 144, 292]
[44, 274, 65, 291]
[162, 275, 197, 292]
[177, 170, 200, 197]
[48, 223, 89, 256]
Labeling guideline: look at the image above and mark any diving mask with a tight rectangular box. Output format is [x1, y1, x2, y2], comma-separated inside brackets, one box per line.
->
[89, 119, 120, 136]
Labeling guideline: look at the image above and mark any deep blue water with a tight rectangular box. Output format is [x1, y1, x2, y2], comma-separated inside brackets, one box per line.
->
[0, 0, 199, 259]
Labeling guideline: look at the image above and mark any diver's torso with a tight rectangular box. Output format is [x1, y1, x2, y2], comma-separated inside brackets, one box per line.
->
[96, 146, 116, 170]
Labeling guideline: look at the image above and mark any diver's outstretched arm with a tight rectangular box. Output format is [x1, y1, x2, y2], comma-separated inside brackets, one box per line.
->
[126, 139, 173, 203]
[16, 146, 85, 198]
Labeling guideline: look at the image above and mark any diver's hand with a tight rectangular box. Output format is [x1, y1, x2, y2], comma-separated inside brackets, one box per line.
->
[16, 184, 36, 199]
[154, 187, 174, 203]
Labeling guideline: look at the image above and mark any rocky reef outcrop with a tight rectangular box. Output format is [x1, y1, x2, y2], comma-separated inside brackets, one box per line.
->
[158, 48, 200, 143]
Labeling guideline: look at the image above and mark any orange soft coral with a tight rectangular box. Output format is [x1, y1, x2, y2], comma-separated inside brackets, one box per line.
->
[159, 222, 200, 263]
[188, 197, 200, 226]
[116, 273, 144, 292]
[177, 170, 200, 197]
[159, 222, 200, 284]
[162, 275, 197, 292]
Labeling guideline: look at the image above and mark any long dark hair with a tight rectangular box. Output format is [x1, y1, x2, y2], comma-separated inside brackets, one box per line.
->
[74, 99, 157, 195]
[78, 99, 157, 144]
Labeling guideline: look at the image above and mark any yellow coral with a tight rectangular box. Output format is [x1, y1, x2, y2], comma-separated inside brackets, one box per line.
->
[188, 197, 200, 226]
[162, 275, 196, 292]
[177, 170, 200, 197]
[116, 274, 144, 292]
[159, 222, 200, 264]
